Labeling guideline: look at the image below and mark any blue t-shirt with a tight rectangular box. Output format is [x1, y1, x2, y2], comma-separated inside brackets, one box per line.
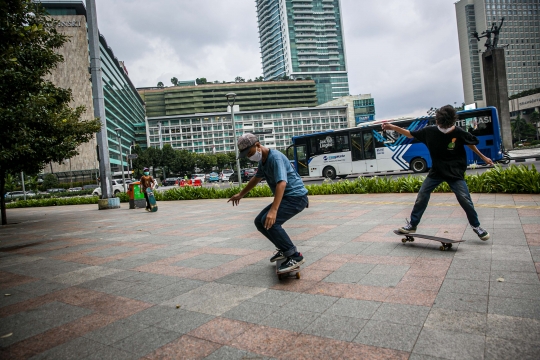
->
[255, 149, 308, 197]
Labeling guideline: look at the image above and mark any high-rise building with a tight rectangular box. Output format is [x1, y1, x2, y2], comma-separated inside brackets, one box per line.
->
[38, 1, 146, 181]
[455, 0, 540, 107]
[255, 0, 350, 104]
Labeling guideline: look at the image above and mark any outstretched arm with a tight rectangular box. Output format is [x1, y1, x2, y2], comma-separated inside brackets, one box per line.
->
[382, 123, 413, 138]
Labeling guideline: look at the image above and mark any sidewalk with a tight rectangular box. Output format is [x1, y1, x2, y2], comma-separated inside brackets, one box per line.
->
[1, 193, 539, 359]
[508, 147, 540, 161]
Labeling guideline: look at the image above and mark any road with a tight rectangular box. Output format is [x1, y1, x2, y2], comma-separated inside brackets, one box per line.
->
[156, 159, 540, 190]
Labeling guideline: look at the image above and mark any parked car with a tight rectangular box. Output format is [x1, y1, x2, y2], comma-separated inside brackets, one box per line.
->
[229, 168, 257, 183]
[4, 191, 36, 199]
[162, 178, 178, 186]
[220, 169, 234, 182]
[208, 172, 220, 183]
[47, 188, 65, 193]
[67, 187, 83, 192]
[92, 179, 125, 196]
[191, 174, 206, 183]
[82, 184, 99, 190]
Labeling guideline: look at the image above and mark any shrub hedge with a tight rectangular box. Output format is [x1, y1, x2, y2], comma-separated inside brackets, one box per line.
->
[6, 165, 539, 209]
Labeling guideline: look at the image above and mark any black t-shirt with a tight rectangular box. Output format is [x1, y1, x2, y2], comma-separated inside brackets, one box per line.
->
[410, 126, 478, 180]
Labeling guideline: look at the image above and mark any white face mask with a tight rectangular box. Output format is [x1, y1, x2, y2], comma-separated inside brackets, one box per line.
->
[248, 148, 262, 162]
[437, 125, 455, 134]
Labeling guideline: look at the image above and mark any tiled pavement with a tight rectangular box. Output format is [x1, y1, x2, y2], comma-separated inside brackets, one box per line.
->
[0, 193, 539, 359]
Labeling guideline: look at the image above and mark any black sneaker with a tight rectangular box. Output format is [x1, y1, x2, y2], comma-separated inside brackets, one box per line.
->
[277, 253, 305, 274]
[398, 219, 417, 234]
[270, 249, 285, 263]
[472, 226, 490, 241]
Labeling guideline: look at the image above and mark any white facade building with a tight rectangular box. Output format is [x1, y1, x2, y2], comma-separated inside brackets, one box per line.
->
[146, 106, 348, 153]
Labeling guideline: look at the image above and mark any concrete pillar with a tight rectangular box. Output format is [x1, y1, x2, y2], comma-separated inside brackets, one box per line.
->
[482, 48, 513, 150]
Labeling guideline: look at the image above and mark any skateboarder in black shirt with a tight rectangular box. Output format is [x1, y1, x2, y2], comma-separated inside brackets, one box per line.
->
[382, 105, 493, 240]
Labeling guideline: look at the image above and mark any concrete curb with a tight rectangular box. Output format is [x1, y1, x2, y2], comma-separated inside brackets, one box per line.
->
[509, 157, 540, 163]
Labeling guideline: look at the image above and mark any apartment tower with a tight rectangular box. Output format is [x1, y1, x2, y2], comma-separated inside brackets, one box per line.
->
[255, 0, 350, 104]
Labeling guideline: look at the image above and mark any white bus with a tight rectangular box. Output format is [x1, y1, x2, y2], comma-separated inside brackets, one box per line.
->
[287, 107, 504, 179]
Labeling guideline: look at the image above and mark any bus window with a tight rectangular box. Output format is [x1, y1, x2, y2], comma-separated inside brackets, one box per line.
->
[335, 134, 349, 152]
[363, 132, 376, 159]
[351, 132, 363, 161]
[310, 134, 335, 155]
[457, 114, 493, 137]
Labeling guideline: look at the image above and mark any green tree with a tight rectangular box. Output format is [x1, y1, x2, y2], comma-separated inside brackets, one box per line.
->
[42, 173, 59, 190]
[157, 81, 164, 88]
[145, 147, 163, 177]
[254, 76, 264, 82]
[196, 78, 207, 85]
[511, 115, 537, 143]
[235, 76, 245, 83]
[530, 111, 540, 141]
[170, 77, 178, 86]
[161, 144, 176, 176]
[131, 145, 148, 178]
[0, 0, 101, 224]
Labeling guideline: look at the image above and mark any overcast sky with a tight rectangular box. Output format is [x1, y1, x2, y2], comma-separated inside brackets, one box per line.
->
[95, 0, 464, 119]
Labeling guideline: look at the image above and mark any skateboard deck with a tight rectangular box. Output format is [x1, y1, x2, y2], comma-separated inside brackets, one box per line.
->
[146, 188, 158, 212]
[275, 258, 301, 280]
[393, 230, 464, 251]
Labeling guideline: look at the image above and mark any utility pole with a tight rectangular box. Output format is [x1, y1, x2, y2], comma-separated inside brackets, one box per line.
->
[87, 0, 113, 200]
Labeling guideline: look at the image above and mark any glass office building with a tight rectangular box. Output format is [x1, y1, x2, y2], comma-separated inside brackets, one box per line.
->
[99, 35, 147, 171]
[456, 0, 540, 106]
[146, 106, 348, 153]
[39, 1, 146, 178]
[256, 0, 350, 104]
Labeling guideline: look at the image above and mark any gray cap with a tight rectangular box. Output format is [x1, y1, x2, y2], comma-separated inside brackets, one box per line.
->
[237, 133, 259, 158]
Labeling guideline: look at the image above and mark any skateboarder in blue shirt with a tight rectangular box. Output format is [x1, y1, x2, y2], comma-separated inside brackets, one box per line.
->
[228, 133, 308, 273]
[382, 105, 493, 241]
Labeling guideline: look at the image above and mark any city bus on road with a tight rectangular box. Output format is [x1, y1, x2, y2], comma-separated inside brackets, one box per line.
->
[287, 107, 504, 179]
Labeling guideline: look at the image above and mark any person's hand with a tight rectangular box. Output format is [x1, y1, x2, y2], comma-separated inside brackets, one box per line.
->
[483, 157, 494, 166]
[228, 193, 243, 206]
[381, 122, 393, 131]
[264, 209, 277, 230]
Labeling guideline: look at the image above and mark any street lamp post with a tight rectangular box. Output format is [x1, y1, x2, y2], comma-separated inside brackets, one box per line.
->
[115, 128, 127, 193]
[226, 92, 242, 185]
[128, 142, 135, 179]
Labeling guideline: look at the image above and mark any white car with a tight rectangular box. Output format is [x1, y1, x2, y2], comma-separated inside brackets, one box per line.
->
[220, 169, 234, 182]
[92, 179, 126, 196]
[191, 174, 206, 183]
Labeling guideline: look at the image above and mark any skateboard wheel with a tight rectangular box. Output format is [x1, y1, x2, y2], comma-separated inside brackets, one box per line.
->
[296, 272, 301, 279]
[402, 238, 407, 243]
[439, 245, 445, 251]
[448, 243, 453, 249]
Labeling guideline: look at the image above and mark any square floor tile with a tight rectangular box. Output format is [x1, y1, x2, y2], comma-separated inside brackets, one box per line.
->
[302, 314, 366, 342]
[354, 319, 421, 352]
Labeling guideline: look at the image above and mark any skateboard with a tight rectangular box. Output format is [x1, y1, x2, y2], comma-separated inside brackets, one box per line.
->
[275, 258, 301, 280]
[146, 188, 158, 212]
[393, 230, 464, 251]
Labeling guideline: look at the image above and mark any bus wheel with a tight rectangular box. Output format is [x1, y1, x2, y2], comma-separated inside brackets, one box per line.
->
[411, 158, 427, 173]
[323, 166, 336, 180]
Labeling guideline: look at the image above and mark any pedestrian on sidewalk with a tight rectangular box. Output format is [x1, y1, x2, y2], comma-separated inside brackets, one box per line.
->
[140, 167, 155, 212]
[382, 105, 494, 240]
[228, 134, 309, 273]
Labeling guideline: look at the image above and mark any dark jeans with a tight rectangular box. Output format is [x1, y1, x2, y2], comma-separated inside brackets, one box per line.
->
[254, 195, 308, 257]
[410, 176, 480, 227]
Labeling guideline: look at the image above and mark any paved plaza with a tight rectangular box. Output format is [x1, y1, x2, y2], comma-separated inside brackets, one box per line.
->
[1, 193, 539, 359]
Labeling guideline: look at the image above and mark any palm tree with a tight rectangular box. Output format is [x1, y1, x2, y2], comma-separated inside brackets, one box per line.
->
[171, 77, 178, 86]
